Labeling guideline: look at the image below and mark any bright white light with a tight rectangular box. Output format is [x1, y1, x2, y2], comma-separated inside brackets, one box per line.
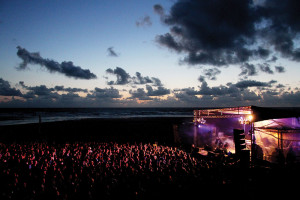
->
[248, 115, 253, 121]
[239, 115, 253, 124]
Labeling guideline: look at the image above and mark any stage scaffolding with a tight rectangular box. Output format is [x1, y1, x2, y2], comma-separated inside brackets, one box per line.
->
[193, 106, 254, 155]
[194, 106, 253, 122]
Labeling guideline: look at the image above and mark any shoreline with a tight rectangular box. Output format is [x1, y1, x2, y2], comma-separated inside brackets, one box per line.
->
[0, 115, 193, 125]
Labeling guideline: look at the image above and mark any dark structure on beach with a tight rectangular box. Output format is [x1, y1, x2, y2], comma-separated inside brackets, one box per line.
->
[193, 106, 300, 164]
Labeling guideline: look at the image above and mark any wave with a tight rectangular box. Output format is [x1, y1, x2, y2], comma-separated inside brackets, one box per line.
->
[0, 107, 195, 126]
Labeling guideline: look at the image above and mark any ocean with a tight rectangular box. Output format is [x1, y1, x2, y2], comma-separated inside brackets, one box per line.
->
[0, 107, 196, 126]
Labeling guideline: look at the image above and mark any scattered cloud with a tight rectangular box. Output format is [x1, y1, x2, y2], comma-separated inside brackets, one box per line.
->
[173, 79, 300, 107]
[129, 85, 170, 101]
[202, 68, 221, 80]
[133, 72, 154, 85]
[1, 76, 300, 107]
[198, 75, 205, 83]
[87, 87, 121, 99]
[150, 77, 163, 87]
[16, 46, 97, 80]
[24, 85, 56, 97]
[105, 67, 164, 87]
[275, 66, 286, 73]
[1, 79, 125, 107]
[239, 63, 258, 78]
[146, 85, 170, 96]
[106, 67, 131, 85]
[258, 63, 274, 74]
[54, 86, 88, 93]
[0, 78, 22, 97]
[234, 80, 274, 89]
[153, 4, 164, 16]
[107, 47, 119, 57]
[129, 88, 153, 101]
[19, 82, 88, 95]
[136, 15, 152, 27]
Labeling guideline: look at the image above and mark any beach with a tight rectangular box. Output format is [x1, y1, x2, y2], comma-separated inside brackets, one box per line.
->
[1, 117, 300, 199]
[0, 117, 192, 144]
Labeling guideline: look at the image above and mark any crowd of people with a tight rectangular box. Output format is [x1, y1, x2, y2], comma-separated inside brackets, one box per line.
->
[2, 140, 300, 199]
[0, 141, 234, 200]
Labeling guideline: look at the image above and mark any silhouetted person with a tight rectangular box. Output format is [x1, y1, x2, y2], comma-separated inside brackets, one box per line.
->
[252, 143, 264, 162]
[286, 146, 296, 167]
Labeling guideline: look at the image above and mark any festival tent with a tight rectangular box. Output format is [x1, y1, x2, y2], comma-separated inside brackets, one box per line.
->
[254, 116, 300, 163]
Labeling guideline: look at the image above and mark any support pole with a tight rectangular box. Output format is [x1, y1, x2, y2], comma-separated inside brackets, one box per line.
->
[280, 131, 283, 151]
[193, 125, 198, 147]
[278, 130, 280, 149]
[250, 122, 253, 165]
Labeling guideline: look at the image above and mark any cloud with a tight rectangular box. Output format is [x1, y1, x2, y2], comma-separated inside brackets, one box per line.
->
[178, 79, 275, 99]
[25, 85, 55, 96]
[1, 77, 300, 107]
[261, 0, 300, 61]
[0, 78, 23, 96]
[198, 81, 240, 96]
[18, 83, 60, 100]
[107, 47, 119, 57]
[133, 72, 153, 84]
[155, 0, 300, 73]
[150, 77, 163, 87]
[16, 46, 97, 80]
[197, 76, 206, 83]
[132, 73, 164, 86]
[156, 33, 182, 52]
[106, 67, 131, 85]
[54, 86, 88, 93]
[153, 4, 164, 16]
[146, 85, 170, 96]
[172, 79, 290, 107]
[136, 16, 152, 27]
[1, 82, 124, 107]
[202, 68, 221, 80]
[258, 63, 274, 74]
[239, 63, 258, 78]
[87, 87, 122, 99]
[129, 88, 153, 100]
[275, 66, 285, 73]
[234, 80, 273, 89]
[105, 68, 165, 87]
[129, 85, 170, 100]
[155, 1, 260, 65]
[20, 81, 88, 94]
[18, 82, 90, 101]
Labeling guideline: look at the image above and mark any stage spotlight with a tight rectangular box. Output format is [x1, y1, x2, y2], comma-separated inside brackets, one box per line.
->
[239, 115, 253, 124]
[197, 118, 206, 124]
[247, 115, 253, 122]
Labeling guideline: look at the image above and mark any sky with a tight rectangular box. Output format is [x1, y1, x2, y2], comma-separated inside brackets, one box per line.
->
[0, 0, 300, 107]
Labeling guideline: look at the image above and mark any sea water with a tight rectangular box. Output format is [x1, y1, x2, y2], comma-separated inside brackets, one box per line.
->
[0, 107, 195, 126]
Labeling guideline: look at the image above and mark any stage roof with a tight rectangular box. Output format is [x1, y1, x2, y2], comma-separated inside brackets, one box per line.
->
[194, 106, 300, 122]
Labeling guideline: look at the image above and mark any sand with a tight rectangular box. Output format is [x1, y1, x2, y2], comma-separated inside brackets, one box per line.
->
[0, 117, 192, 143]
